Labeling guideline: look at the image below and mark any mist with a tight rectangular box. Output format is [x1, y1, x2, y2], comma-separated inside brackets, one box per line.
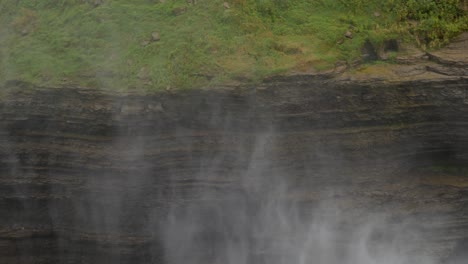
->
[159, 129, 440, 264]
[2, 80, 468, 264]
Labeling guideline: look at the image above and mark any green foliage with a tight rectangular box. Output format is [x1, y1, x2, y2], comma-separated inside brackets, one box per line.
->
[0, 0, 466, 90]
[388, 0, 468, 48]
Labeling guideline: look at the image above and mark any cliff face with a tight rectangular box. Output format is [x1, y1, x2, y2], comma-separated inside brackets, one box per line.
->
[1, 76, 468, 263]
[1, 35, 468, 264]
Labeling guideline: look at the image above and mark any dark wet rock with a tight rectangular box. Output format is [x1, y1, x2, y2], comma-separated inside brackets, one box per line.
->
[361, 40, 379, 61]
[383, 39, 399, 52]
[377, 39, 400, 60]
[2, 71, 468, 263]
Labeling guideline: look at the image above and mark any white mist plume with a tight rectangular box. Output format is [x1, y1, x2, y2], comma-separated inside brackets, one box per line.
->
[160, 131, 440, 264]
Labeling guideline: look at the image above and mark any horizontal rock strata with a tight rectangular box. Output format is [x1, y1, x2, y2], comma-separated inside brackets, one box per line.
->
[0, 75, 468, 263]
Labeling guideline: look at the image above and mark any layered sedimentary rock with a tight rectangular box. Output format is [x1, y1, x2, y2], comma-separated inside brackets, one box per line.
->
[1, 34, 468, 264]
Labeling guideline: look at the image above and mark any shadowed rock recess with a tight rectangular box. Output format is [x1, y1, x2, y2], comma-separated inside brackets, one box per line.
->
[1, 38, 468, 264]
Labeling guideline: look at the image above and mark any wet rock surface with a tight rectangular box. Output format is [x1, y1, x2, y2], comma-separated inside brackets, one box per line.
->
[1, 34, 468, 264]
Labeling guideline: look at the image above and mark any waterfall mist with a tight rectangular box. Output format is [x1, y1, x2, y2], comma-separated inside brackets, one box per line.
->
[2, 84, 468, 264]
[159, 130, 438, 264]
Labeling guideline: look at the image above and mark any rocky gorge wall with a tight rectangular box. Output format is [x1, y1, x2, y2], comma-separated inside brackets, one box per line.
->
[0, 76, 468, 263]
[1, 34, 468, 264]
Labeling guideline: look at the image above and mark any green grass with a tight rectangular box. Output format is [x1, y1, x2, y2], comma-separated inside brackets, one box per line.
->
[0, 0, 467, 91]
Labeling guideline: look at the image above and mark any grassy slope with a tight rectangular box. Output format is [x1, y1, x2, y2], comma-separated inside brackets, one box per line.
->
[0, 0, 467, 91]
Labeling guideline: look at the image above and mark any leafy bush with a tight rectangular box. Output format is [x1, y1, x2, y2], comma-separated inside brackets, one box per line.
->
[390, 0, 468, 48]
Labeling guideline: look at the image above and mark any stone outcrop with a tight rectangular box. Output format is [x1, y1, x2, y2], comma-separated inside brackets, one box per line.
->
[0, 34, 468, 264]
[427, 32, 468, 77]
